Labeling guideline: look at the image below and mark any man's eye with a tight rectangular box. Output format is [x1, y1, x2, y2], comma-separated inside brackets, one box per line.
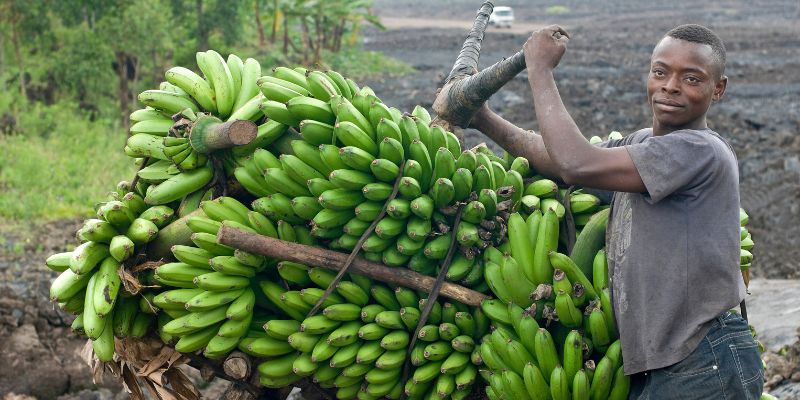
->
[686, 76, 700, 83]
[652, 70, 664, 76]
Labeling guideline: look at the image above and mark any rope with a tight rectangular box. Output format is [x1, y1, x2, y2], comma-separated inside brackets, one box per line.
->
[305, 161, 407, 318]
[558, 185, 577, 254]
[401, 205, 465, 386]
[128, 157, 150, 194]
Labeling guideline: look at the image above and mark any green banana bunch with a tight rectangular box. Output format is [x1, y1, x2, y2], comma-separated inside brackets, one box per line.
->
[49, 186, 176, 361]
[151, 196, 278, 360]
[251, 253, 488, 398]
[477, 186, 635, 399]
[56, 60, 762, 400]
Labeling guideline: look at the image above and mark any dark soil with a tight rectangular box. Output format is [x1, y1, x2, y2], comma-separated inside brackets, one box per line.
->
[363, 0, 800, 280]
[1, 0, 798, 398]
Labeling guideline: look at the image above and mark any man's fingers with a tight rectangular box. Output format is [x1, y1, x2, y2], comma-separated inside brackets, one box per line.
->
[545, 24, 562, 32]
[544, 24, 570, 37]
[530, 25, 570, 41]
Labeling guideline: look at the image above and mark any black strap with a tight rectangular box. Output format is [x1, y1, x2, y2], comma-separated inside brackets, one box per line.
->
[739, 299, 748, 322]
[305, 161, 407, 318]
[402, 206, 464, 386]
[558, 185, 577, 253]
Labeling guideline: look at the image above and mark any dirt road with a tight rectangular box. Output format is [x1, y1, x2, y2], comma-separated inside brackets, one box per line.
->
[379, 16, 544, 34]
[365, 0, 800, 280]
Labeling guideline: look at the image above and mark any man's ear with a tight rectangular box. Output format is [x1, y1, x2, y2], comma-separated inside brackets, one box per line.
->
[713, 75, 728, 102]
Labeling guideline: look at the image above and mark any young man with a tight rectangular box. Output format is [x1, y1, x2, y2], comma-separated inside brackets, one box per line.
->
[470, 24, 764, 399]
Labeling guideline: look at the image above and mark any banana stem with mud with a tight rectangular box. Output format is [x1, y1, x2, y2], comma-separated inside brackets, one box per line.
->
[189, 115, 258, 154]
[431, 1, 527, 142]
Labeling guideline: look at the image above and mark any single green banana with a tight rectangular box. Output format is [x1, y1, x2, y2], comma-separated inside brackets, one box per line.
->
[138, 89, 199, 116]
[69, 241, 110, 275]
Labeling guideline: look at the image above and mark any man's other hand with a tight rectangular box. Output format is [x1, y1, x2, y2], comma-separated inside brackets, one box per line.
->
[524, 25, 570, 72]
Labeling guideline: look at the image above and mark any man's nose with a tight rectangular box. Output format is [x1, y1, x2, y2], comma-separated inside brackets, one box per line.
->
[661, 74, 681, 94]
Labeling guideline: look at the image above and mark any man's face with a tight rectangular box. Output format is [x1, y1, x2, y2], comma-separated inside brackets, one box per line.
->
[646, 37, 727, 133]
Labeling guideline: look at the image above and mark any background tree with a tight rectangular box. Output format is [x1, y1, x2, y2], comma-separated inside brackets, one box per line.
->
[0, 0, 382, 126]
[0, 0, 50, 101]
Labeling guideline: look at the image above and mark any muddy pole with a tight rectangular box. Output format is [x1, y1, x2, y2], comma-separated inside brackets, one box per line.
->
[431, 2, 527, 144]
[217, 225, 490, 306]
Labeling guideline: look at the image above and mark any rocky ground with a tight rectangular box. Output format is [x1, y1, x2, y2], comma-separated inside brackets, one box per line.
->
[2, 0, 799, 398]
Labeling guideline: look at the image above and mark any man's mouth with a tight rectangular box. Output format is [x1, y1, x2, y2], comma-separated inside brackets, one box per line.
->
[653, 98, 684, 111]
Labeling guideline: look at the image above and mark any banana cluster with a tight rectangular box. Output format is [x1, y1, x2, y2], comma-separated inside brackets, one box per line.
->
[47, 185, 175, 361]
[229, 67, 550, 299]
[143, 196, 281, 358]
[478, 242, 627, 400]
[740, 208, 754, 271]
[47, 56, 762, 399]
[126, 50, 281, 209]
[251, 273, 487, 399]
[137, 195, 484, 399]
[450, 170, 623, 400]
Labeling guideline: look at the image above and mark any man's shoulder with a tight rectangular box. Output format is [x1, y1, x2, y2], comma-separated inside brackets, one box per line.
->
[598, 128, 651, 148]
[671, 128, 737, 162]
[626, 128, 652, 144]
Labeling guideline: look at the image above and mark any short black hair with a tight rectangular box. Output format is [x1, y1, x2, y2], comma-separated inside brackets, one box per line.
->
[665, 24, 726, 77]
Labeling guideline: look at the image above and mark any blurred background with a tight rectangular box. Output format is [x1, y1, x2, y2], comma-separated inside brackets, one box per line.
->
[0, 0, 798, 398]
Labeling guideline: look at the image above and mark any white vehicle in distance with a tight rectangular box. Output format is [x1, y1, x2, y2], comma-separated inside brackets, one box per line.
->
[489, 6, 514, 28]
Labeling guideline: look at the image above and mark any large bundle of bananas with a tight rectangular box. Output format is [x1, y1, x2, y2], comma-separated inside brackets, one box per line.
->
[231, 68, 543, 300]
[46, 51, 761, 399]
[47, 185, 176, 361]
[140, 195, 485, 398]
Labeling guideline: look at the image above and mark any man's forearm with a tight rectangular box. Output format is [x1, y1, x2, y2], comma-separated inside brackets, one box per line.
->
[528, 69, 595, 179]
[470, 110, 562, 179]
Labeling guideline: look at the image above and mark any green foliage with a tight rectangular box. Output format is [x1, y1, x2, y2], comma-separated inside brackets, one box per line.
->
[545, 5, 571, 14]
[51, 23, 116, 101]
[0, 0, 408, 225]
[325, 47, 413, 80]
[0, 98, 132, 222]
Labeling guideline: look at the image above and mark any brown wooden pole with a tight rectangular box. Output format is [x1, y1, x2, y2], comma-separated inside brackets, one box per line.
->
[217, 226, 491, 307]
[443, 1, 494, 85]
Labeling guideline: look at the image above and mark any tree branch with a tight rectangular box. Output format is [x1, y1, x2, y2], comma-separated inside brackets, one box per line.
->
[216, 226, 490, 306]
[443, 1, 494, 84]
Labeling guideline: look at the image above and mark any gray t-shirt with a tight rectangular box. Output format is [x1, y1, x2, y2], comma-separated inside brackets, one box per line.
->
[594, 128, 745, 375]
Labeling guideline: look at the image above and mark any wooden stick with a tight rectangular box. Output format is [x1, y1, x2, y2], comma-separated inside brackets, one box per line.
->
[217, 226, 491, 306]
[222, 351, 251, 380]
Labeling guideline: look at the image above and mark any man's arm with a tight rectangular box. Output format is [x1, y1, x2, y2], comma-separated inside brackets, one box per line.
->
[524, 26, 646, 193]
[469, 105, 563, 180]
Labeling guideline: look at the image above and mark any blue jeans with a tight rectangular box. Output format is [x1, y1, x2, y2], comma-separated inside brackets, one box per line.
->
[628, 311, 764, 400]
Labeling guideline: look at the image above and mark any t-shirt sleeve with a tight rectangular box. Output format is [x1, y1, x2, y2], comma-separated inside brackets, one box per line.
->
[596, 137, 631, 150]
[588, 134, 638, 202]
[624, 130, 718, 203]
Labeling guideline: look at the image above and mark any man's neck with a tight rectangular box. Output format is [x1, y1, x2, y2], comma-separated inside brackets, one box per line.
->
[652, 117, 708, 136]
